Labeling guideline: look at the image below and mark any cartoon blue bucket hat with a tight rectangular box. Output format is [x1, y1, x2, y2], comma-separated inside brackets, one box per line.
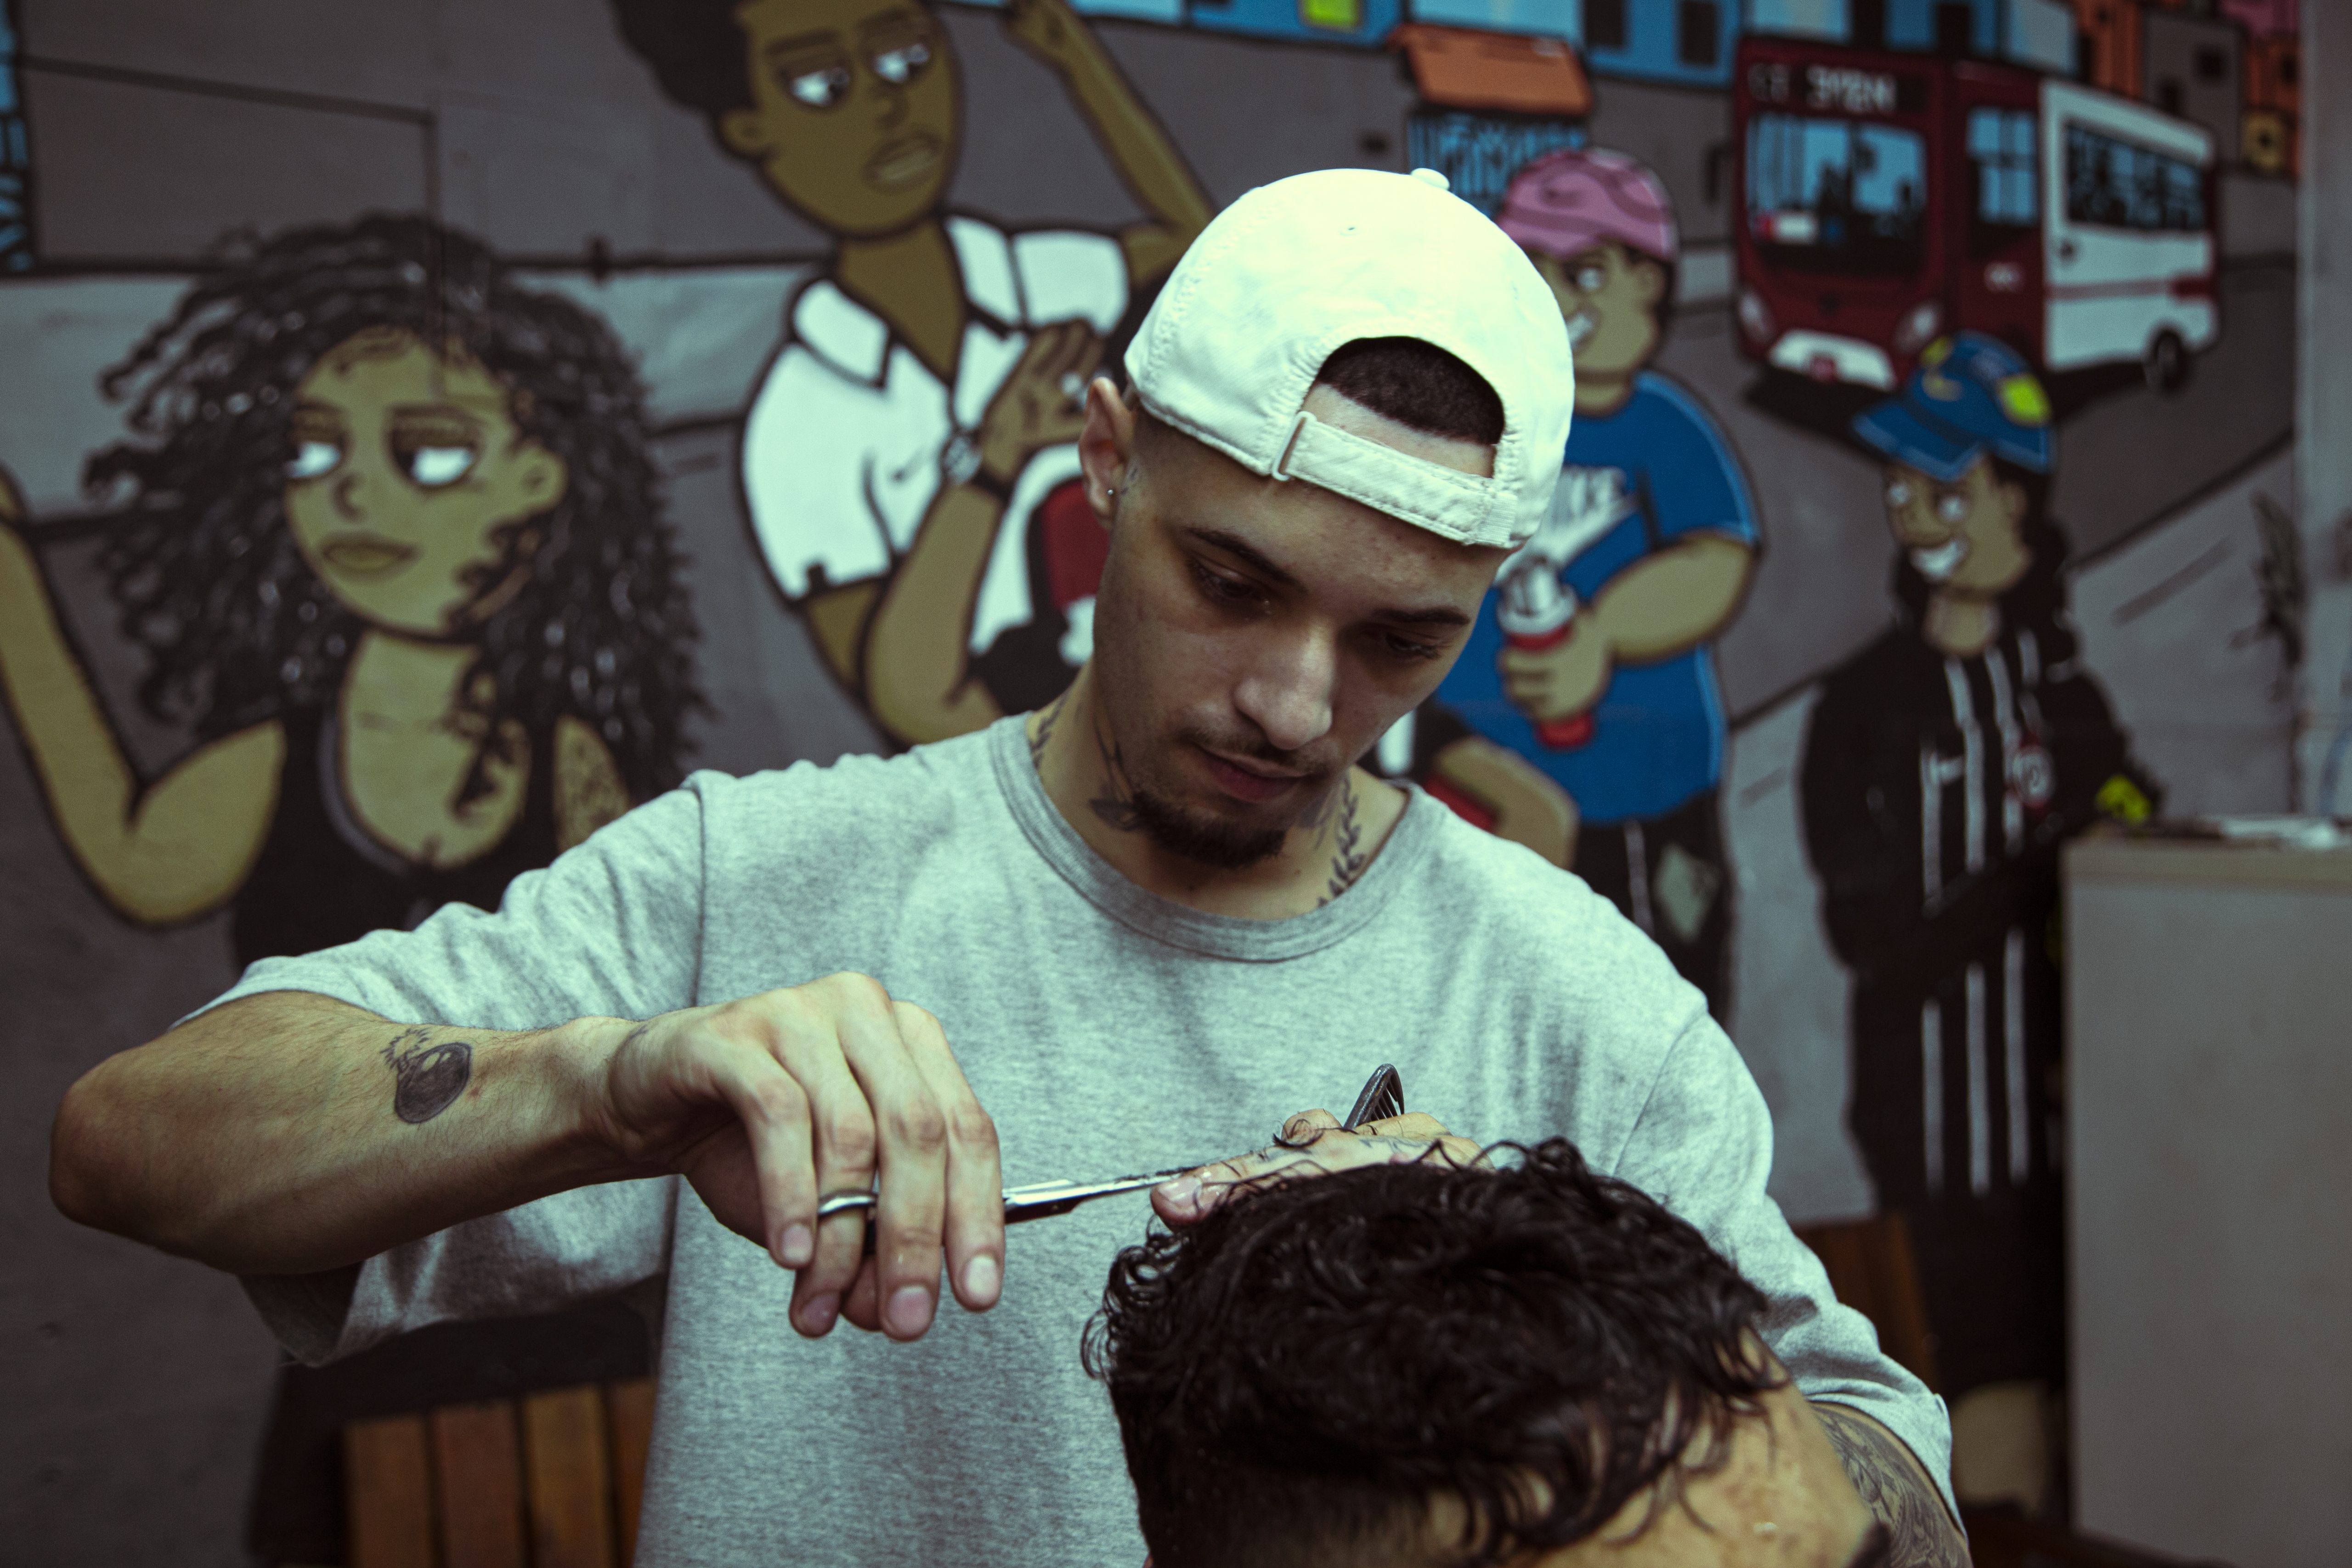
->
[1852, 333, 2054, 481]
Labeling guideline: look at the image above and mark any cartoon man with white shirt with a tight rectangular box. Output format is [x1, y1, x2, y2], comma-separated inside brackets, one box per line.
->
[614, 0, 1210, 743]
[1422, 149, 1757, 1020]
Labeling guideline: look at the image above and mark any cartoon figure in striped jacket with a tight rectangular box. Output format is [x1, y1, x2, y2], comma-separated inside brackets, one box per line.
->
[1800, 334, 2156, 1506]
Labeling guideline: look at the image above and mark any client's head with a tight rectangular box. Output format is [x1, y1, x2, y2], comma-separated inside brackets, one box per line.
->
[1086, 1140, 1881, 1568]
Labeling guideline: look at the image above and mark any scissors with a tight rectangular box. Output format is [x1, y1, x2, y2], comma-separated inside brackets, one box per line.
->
[813, 1063, 1405, 1238]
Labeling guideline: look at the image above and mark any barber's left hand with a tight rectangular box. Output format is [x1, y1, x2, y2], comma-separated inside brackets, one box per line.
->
[1152, 1109, 1486, 1225]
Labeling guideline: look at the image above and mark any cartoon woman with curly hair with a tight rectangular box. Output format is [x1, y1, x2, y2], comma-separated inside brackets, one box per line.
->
[0, 214, 701, 965]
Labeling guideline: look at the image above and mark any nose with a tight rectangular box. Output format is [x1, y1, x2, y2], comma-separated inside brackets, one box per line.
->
[871, 74, 908, 129]
[1232, 626, 1337, 755]
[332, 469, 366, 522]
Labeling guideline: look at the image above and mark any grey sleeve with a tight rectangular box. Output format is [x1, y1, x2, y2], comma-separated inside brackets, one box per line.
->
[201, 777, 715, 1031]
[242, 1178, 679, 1366]
[1610, 1018, 1958, 1519]
[209, 781, 720, 1363]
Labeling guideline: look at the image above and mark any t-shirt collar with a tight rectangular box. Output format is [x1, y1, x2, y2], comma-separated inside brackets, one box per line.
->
[986, 715, 1437, 962]
[788, 215, 1024, 388]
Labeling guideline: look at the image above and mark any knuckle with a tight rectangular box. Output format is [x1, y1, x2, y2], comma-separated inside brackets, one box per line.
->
[882, 1098, 949, 1152]
[891, 1000, 943, 1039]
[821, 970, 893, 1016]
[821, 1109, 879, 1168]
[948, 1105, 999, 1152]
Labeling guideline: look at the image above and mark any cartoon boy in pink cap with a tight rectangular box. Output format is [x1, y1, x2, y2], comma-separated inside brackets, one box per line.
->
[1425, 148, 1758, 1019]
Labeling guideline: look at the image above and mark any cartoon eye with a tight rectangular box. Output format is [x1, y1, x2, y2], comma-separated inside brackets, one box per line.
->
[287, 439, 343, 481]
[1885, 481, 1913, 508]
[788, 65, 852, 107]
[1935, 492, 1970, 524]
[404, 445, 478, 488]
[871, 41, 931, 85]
[1573, 266, 1607, 293]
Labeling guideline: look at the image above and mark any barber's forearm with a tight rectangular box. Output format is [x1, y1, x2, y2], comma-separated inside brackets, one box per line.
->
[1810, 1402, 1968, 1568]
[49, 991, 624, 1275]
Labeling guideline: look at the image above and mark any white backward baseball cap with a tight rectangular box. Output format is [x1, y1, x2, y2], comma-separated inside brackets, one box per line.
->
[1123, 166, 1573, 552]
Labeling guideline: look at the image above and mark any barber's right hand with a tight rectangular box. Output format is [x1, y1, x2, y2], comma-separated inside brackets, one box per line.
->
[585, 972, 1002, 1342]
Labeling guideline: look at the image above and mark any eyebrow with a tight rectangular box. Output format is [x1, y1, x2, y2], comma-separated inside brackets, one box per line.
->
[763, 31, 845, 60]
[1182, 526, 1472, 629]
[1185, 527, 1302, 590]
[390, 401, 492, 419]
[857, 8, 926, 37]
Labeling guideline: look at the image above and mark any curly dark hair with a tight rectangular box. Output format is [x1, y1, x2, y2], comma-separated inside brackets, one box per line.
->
[1084, 1139, 1786, 1568]
[86, 213, 702, 802]
[611, 0, 763, 125]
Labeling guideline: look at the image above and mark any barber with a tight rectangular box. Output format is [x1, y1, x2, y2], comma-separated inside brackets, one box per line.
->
[53, 169, 1962, 1567]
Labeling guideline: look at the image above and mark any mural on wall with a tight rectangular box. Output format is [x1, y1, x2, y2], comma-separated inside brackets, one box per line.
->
[0, 216, 701, 965]
[1801, 331, 2156, 1483]
[1413, 147, 1757, 1023]
[613, 0, 1210, 746]
[0, 0, 2313, 1555]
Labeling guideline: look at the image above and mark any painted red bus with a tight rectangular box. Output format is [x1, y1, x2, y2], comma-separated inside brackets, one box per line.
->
[1731, 36, 2219, 393]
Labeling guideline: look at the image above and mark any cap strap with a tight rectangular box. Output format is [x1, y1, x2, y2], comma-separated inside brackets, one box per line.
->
[1270, 411, 1515, 549]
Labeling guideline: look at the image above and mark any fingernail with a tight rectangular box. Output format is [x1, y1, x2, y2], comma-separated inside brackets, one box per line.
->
[1157, 1174, 1202, 1212]
[800, 1293, 839, 1334]
[886, 1285, 934, 1337]
[962, 1254, 1002, 1304]
[778, 1224, 813, 1268]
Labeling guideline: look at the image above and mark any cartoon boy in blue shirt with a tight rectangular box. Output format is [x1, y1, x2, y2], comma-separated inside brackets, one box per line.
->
[1423, 149, 1758, 1019]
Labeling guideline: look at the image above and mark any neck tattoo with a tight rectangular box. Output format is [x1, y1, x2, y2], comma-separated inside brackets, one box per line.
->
[1318, 773, 1369, 907]
[1086, 719, 1146, 833]
[1030, 688, 1072, 769]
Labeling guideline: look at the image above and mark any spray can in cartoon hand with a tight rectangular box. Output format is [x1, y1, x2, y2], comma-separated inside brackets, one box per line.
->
[1498, 557, 1595, 749]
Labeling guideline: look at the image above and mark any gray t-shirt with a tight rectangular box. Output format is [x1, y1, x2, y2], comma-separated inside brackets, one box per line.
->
[218, 717, 1953, 1563]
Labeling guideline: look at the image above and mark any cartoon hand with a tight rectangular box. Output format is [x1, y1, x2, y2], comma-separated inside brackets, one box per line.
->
[1499, 618, 1613, 725]
[1002, 0, 1096, 72]
[977, 319, 1103, 485]
[1427, 736, 1578, 869]
[1151, 1109, 1488, 1226]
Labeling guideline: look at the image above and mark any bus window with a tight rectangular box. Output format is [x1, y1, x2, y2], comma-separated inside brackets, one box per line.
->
[1968, 107, 2036, 256]
[2063, 124, 2205, 233]
[1747, 112, 1927, 276]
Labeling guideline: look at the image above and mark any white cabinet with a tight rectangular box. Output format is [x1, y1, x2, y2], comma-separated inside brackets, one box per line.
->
[2065, 836, 2352, 1568]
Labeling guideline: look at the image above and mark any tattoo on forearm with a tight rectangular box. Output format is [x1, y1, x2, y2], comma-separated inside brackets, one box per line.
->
[1812, 1404, 1968, 1568]
[382, 1026, 474, 1125]
[1318, 775, 1368, 906]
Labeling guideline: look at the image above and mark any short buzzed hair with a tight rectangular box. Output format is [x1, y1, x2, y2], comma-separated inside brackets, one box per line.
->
[1084, 1139, 1785, 1568]
[1317, 337, 1505, 447]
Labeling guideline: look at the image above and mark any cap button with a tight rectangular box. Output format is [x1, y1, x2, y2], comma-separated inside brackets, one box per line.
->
[1408, 167, 1451, 192]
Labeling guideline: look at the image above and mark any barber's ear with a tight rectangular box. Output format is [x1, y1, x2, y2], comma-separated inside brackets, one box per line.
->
[1998, 479, 2029, 525]
[1078, 378, 1137, 528]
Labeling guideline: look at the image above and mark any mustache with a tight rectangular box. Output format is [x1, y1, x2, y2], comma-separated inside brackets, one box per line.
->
[1178, 723, 1341, 783]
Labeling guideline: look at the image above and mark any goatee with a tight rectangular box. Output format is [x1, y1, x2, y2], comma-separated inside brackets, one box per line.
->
[1126, 780, 1289, 870]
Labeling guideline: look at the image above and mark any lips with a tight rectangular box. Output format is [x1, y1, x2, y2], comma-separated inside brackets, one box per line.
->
[319, 534, 419, 576]
[866, 133, 941, 189]
[1196, 745, 1309, 805]
[1909, 539, 1969, 582]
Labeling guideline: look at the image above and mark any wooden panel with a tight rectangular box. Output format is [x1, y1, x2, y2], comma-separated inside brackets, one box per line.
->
[430, 1400, 527, 1568]
[605, 1378, 657, 1563]
[1794, 1214, 1939, 1391]
[522, 1384, 616, 1568]
[346, 1413, 437, 1568]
